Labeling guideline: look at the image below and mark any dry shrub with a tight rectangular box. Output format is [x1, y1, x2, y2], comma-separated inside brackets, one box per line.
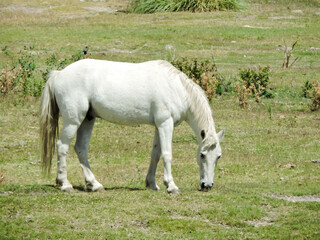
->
[234, 80, 266, 108]
[234, 81, 254, 108]
[0, 64, 22, 94]
[309, 81, 320, 111]
[252, 81, 265, 104]
[0, 172, 4, 184]
[194, 72, 218, 101]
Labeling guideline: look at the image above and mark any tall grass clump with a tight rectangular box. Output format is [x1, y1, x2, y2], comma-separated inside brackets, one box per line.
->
[128, 0, 242, 13]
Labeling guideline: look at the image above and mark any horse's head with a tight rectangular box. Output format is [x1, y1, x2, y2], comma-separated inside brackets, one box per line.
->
[197, 129, 224, 191]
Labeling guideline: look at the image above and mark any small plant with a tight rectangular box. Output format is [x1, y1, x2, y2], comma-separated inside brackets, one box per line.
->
[267, 105, 272, 119]
[171, 57, 221, 101]
[234, 81, 254, 108]
[278, 40, 299, 69]
[308, 81, 320, 111]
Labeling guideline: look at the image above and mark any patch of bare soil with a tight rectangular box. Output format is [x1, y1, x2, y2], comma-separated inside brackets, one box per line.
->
[244, 205, 278, 228]
[245, 216, 275, 228]
[0, 5, 118, 16]
[83, 6, 117, 13]
[0, 6, 50, 14]
[264, 194, 320, 203]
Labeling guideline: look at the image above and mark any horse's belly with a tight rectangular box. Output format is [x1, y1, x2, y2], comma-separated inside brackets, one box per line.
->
[92, 101, 154, 126]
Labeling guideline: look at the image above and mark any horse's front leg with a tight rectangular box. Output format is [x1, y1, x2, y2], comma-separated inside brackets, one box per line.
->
[157, 118, 179, 194]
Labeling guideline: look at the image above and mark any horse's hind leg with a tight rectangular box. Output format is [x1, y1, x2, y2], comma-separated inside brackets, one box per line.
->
[74, 117, 104, 192]
[56, 123, 79, 192]
[146, 128, 161, 191]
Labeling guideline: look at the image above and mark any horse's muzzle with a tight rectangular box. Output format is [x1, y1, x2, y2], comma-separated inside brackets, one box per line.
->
[201, 182, 213, 191]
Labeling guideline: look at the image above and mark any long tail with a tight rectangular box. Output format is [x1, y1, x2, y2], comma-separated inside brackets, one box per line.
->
[40, 71, 60, 175]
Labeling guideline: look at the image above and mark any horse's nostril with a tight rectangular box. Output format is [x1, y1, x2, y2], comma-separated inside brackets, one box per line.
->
[201, 182, 213, 191]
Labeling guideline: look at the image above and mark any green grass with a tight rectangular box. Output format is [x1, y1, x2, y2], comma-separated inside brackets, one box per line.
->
[1, 0, 320, 239]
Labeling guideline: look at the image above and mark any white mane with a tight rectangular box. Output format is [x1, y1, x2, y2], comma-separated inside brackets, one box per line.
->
[162, 61, 217, 142]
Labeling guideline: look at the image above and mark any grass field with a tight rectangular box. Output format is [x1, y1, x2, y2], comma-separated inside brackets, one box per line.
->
[0, 0, 320, 239]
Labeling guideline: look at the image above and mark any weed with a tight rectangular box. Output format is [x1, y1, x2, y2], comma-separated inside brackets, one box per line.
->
[278, 41, 299, 69]
[267, 105, 272, 119]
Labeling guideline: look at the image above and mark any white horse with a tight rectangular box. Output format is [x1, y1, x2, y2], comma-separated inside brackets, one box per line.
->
[40, 59, 224, 193]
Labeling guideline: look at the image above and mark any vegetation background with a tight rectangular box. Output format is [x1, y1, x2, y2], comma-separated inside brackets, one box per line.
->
[0, 0, 319, 239]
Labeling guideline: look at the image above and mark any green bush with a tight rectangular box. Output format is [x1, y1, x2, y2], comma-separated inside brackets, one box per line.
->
[1, 45, 40, 96]
[171, 57, 226, 100]
[239, 65, 274, 98]
[128, 0, 242, 13]
[42, 47, 88, 81]
[1, 46, 88, 97]
[302, 80, 313, 98]
[302, 80, 320, 111]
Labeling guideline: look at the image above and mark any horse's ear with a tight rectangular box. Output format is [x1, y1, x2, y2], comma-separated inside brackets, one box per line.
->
[201, 130, 206, 140]
[217, 129, 225, 143]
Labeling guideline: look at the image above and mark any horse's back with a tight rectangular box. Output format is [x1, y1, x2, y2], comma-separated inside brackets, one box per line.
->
[54, 59, 188, 126]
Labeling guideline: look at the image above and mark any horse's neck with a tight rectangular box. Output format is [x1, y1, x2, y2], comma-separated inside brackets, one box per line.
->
[177, 70, 217, 143]
[186, 108, 217, 144]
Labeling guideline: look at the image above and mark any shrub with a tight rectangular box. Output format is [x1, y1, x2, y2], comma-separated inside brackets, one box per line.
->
[306, 81, 320, 111]
[1, 46, 88, 97]
[22, 75, 45, 97]
[234, 65, 273, 108]
[128, 0, 242, 13]
[239, 65, 273, 98]
[302, 80, 313, 98]
[42, 46, 88, 81]
[1, 46, 39, 96]
[0, 65, 22, 94]
[171, 57, 222, 101]
[234, 81, 254, 108]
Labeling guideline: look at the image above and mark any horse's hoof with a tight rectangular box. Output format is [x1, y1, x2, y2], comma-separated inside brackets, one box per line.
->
[61, 185, 74, 193]
[92, 183, 105, 192]
[167, 187, 179, 194]
[146, 183, 160, 191]
[93, 186, 105, 192]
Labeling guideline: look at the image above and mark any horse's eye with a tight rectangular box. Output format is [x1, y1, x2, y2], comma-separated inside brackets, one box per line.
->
[200, 153, 205, 159]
